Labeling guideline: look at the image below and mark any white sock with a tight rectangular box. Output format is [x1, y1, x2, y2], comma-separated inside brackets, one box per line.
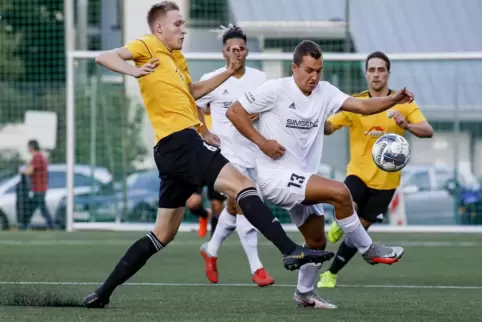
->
[297, 263, 322, 293]
[206, 208, 236, 257]
[236, 215, 263, 274]
[336, 212, 372, 254]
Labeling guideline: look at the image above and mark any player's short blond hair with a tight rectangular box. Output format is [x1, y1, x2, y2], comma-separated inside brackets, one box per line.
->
[147, 1, 180, 30]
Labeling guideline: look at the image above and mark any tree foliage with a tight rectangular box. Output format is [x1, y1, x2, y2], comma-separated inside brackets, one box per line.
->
[0, 0, 148, 176]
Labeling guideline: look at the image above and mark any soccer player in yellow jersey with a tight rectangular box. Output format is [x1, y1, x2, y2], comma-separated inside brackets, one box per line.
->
[318, 51, 433, 288]
[84, 1, 333, 308]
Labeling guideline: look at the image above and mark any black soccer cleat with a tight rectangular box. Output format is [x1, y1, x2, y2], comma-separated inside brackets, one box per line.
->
[83, 292, 109, 309]
[283, 246, 334, 271]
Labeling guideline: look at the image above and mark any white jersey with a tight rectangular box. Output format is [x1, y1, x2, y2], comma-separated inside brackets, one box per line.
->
[237, 76, 349, 174]
[196, 67, 267, 168]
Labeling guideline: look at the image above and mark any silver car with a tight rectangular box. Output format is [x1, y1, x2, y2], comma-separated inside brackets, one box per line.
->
[0, 164, 112, 229]
[400, 165, 480, 225]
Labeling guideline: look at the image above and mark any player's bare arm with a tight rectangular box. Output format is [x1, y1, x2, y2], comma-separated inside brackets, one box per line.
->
[340, 87, 414, 115]
[389, 110, 433, 138]
[189, 46, 241, 100]
[227, 101, 286, 159]
[197, 105, 221, 146]
[95, 47, 159, 78]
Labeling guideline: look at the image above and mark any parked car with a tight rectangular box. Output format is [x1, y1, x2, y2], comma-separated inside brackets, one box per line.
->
[399, 164, 480, 225]
[0, 164, 112, 229]
[56, 169, 160, 226]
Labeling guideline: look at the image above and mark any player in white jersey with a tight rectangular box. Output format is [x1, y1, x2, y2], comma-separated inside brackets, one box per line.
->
[227, 40, 410, 308]
[197, 25, 275, 287]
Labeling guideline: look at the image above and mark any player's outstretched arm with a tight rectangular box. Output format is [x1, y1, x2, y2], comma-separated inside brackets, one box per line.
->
[189, 46, 241, 100]
[95, 48, 159, 78]
[340, 87, 414, 116]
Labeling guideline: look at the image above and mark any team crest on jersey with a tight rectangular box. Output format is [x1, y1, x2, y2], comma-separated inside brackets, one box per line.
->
[364, 126, 385, 137]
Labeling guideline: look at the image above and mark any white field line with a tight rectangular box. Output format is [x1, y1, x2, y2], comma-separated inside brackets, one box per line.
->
[0, 281, 481, 290]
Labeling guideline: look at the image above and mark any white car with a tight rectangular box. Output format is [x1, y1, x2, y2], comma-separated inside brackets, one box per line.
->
[0, 164, 112, 229]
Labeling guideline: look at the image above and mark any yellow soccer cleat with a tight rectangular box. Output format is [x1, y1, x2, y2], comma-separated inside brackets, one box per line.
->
[327, 221, 344, 244]
[317, 271, 337, 288]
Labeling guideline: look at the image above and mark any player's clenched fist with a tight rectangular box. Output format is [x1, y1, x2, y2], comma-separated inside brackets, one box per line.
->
[260, 139, 286, 160]
[133, 58, 159, 78]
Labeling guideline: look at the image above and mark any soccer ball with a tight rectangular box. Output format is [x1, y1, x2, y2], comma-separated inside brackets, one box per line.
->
[372, 134, 410, 172]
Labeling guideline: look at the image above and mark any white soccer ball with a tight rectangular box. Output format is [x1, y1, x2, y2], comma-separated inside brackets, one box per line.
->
[371, 134, 410, 172]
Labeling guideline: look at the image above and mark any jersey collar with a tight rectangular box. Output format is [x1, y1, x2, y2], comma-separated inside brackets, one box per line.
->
[368, 89, 392, 97]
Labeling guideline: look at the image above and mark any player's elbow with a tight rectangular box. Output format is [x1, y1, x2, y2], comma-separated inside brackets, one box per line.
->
[226, 102, 241, 122]
[95, 51, 109, 65]
[423, 124, 434, 138]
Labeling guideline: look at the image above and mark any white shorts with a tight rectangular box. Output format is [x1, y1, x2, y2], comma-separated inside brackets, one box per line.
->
[257, 167, 324, 227]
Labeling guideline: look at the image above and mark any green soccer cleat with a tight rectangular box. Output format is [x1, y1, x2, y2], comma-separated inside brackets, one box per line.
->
[317, 271, 337, 288]
[327, 221, 344, 244]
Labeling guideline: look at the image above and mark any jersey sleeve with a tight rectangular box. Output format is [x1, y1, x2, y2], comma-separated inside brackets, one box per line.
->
[403, 102, 426, 124]
[328, 111, 352, 129]
[123, 38, 151, 62]
[237, 79, 278, 114]
[195, 73, 212, 109]
[326, 83, 350, 114]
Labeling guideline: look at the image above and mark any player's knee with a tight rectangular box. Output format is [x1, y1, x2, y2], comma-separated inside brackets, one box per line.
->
[305, 235, 327, 250]
[214, 163, 255, 199]
[186, 194, 202, 209]
[332, 183, 353, 212]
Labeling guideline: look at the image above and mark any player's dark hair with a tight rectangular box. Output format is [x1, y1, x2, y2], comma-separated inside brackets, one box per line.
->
[147, 1, 180, 30]
[293, 40, 322, 66]
[365, 51, 391, 71]
[28, 139, 40, 151]
[222, 25, 247, 44]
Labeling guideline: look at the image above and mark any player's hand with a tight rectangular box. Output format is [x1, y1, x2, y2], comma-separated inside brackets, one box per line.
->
[133, 58, 159, 78]
[226, 45, 241, 74]
[388, 110, 408, 129]
[249, 113, 259, 122]
[260, 139, 286, 160]
[202, 131, 221, 147]
[392, 87, 414, 104]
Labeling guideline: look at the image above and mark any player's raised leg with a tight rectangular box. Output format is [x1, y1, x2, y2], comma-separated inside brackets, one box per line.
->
[293, 211, 337, 309]
[303, 175, 404, 264]
[213, 163, 334, 270]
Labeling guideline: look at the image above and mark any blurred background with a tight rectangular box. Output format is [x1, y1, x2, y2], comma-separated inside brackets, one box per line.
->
[0, 0, 481, 231]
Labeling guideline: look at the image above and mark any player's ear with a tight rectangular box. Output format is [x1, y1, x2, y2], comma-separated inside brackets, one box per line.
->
[291, 63, 297, 74]
[245, 47, 249, 57]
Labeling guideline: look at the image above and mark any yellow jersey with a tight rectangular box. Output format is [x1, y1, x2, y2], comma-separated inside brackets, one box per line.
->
[124, 34, 200, 143]
[328, 90, 426, 190]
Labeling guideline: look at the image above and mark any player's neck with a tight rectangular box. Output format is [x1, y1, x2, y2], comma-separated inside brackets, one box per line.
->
[155, 34, 173, 52]
[230, 66, 246, 79]
[369, 87, 390, 97]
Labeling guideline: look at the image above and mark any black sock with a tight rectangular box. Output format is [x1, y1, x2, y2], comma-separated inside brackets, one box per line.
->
[210, 216, 218, 237]
[96, 231, 164, 299]
[236, 187, 296, 255]
[189, 205, 208, 219]
[329, 240, 358, 274]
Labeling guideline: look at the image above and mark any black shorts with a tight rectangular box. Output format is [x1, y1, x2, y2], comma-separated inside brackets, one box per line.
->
[193, 186, 227, 202]
[344, 175, 396, 223]
[154, 128, 229, 208]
